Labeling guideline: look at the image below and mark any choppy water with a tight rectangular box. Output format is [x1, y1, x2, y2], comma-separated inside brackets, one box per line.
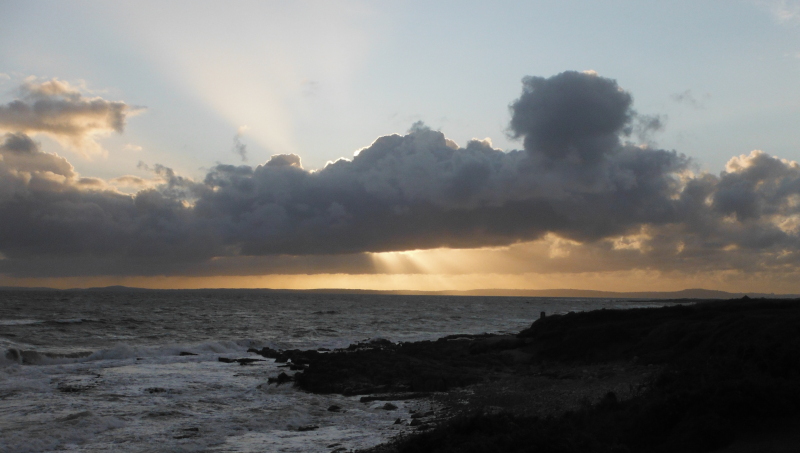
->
[0, 290, 669, 452]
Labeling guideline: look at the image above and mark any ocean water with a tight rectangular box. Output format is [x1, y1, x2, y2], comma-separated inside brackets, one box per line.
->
[0, 290, 668, 452]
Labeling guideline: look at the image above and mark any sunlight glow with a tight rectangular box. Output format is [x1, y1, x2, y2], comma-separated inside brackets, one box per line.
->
[4, 268, 800, 294]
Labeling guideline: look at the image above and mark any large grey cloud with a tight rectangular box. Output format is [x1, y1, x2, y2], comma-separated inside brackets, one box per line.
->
[0, 79, 139, 155]
[0, 71, 799, 278]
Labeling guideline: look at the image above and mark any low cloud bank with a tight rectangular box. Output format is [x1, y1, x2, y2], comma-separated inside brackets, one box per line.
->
[1, 71, 799, 278]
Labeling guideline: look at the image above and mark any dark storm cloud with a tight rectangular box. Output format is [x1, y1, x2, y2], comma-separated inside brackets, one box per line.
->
[1, 71, 799, 278]
[0, 133, 220, 268]
[0, 79, 140, 154]
[509, 71, 633, 163]
[190, 118, 688, 257]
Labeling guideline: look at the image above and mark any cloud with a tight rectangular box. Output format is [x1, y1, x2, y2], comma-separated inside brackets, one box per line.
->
[232, 126, 248, 161]
[0, 132, 219, 268]
[508, 71, 634, 164]
[670, 89, 708, 109]
[0, 78, 142, 157]
[758, 0, 800, 24]
[1, 71, 800, 282]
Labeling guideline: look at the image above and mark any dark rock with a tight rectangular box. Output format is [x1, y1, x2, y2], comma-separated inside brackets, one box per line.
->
[327, 405, 341, 412]
[255, 347, 282, 359]
[359, 393, 428, 403]
[394, 418, 404, 424]
[297, 425, 318, 431]
[219, 357, 265, 365]
[382, 403, 398, 410]
[179, 351, 197, 356]
[409, 418, 422, 426]
[289, 363, 306, 371]
[267, 372, 293, 386]
[236, 358, 265, 365]
[275, 353, 289, 363]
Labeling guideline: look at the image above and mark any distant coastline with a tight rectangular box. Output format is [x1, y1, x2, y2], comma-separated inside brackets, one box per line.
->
[0, 285, 795, 300]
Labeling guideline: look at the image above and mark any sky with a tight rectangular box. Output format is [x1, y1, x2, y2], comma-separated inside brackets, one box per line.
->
[1, 0, 800, 292]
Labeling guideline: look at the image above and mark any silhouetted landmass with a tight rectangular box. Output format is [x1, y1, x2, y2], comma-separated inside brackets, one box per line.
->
[255, 298, 800, 452]
[0, 285, 796, 299]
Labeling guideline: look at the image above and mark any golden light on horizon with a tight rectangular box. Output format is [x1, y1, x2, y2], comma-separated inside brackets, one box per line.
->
[3, 268, 798, 294]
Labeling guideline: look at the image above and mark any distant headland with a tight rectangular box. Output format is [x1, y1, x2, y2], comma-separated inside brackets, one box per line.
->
[0, 286, 795, 300]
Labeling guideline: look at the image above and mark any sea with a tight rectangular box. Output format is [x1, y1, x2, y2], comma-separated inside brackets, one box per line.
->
[0, 290, 673, 452]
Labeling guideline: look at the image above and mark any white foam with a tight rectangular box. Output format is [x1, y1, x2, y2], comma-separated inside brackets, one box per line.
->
[0, 351, 416, 452]
[0, 319, 43, 326]
[1, 339, 267, 367]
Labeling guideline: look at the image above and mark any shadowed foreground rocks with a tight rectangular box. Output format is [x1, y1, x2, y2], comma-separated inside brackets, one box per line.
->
[255, 298, 800, 452]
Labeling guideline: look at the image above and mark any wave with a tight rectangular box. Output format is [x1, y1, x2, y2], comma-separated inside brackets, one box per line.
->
[44, 318, 101, 325]
[2, 349, 93, 366]
[1, 338, 270, 367]
[0, 319, 44, 326]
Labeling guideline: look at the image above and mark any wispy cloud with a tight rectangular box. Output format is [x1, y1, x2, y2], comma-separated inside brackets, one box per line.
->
[670, 89, 709, 109]
[756, 0, 800, 24]
[232, 125, 248, 162]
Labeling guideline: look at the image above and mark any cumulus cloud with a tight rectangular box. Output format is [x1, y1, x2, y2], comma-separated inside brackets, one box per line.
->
[0, 132, 218, 269]
[1, 71, 799, 281]
[0, 78, 142, 156]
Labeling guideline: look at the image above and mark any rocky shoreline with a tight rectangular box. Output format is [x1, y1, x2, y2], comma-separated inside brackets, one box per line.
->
[248, 297, 800, 452]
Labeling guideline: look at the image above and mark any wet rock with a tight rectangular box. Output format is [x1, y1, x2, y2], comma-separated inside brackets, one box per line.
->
[236, 358, 265, 366]
[254, 347, 282, 359]
[268, 372, 293, 386]
[359, 393, 428, 403]
[219, 357, 265, 365]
